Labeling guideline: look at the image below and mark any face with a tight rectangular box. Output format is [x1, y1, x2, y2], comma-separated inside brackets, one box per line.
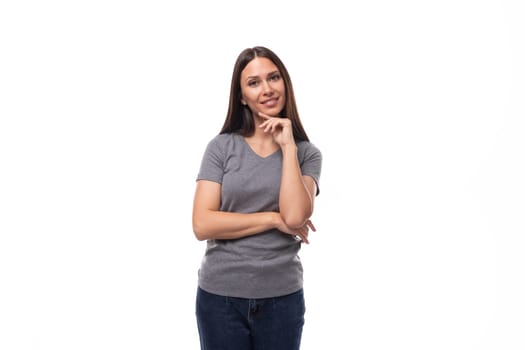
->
[240, 57, 286, 118]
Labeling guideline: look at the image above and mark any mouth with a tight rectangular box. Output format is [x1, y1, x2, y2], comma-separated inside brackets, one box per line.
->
[260, 97, 279, 108]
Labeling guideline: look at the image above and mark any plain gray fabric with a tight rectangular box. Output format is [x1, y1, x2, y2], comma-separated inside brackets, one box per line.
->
[196, 133, 322, 298]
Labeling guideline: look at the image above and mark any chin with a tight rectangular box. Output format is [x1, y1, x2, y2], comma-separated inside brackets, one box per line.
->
[268, 107, 285, 117]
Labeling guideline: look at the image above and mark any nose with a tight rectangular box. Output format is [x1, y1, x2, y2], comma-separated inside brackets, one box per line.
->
[262, 81, 273, 95]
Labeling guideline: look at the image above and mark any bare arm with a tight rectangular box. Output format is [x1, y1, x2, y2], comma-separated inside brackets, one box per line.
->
[259, 113, 318, 228]
[192, 180, 312, 242]
[279, 144, 317, 228]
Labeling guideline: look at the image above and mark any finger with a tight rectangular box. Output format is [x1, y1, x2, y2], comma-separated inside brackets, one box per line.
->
[260, 118, 271, 128]
[296, 227, 308, 237]
[298, 227, 309, 242]
[307, 221, 316, 232]
[302, 233, 309, 244]
[268, 120, 280, 133]
[297, 233, 309, 244]
[258, 111, 272, 119]
[259, 119, 271, 131]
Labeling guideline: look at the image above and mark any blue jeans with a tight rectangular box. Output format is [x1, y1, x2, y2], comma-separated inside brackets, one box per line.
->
[196, 287, 305, 350]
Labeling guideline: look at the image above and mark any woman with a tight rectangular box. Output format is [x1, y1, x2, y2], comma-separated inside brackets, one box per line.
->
[192, 46, 322, 350]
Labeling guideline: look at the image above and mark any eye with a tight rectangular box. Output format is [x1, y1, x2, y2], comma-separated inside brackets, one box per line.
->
[269, 73, 281, 81]
[248, 80, 259, 87]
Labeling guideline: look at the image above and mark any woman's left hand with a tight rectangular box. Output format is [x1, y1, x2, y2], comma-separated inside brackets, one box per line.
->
[258, 112, 295, 146]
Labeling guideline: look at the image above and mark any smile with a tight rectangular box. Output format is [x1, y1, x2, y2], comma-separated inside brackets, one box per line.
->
[261, 97, 279, 107]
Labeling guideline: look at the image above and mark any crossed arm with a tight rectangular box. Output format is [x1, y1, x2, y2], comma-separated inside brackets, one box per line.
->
[192, 174, 316, 243]
[193, 114, 317, 243]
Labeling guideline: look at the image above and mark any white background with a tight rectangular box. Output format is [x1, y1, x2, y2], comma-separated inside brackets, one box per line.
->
[1, 0, 524, 349]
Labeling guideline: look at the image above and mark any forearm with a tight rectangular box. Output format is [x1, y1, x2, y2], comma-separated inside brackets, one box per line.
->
[193, 210, 279, 241]
[279, 144, 313, 228]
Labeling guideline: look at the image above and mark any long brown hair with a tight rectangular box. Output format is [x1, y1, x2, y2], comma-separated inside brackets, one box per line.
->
[219, 46, 310, 142]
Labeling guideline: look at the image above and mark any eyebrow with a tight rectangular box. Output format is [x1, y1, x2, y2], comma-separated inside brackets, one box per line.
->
[245, 70, 280, 81]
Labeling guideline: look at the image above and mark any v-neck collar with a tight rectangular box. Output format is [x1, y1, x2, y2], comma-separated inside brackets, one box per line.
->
[240, 135, 281, 159]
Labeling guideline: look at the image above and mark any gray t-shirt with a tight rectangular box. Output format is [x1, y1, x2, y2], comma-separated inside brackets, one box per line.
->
[196, 132, 322, 298]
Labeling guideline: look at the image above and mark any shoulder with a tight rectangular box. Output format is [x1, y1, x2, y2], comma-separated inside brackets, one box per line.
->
[205, 133, 235, 151]
[296, 140, 322, 160]
[207, 133, 241, 147]
[203, 133, 243, 157]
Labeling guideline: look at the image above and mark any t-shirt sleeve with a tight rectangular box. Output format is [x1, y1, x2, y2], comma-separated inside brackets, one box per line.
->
[196, 136, 224, 184]
[299, 142, 322, 196]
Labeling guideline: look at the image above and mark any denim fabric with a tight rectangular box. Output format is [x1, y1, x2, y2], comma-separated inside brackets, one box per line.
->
[196, 287, 305, 350]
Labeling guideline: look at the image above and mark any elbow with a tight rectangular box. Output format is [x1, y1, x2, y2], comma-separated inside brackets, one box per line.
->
[193, 230, 207, 241]
[192, 208, 221, 241]
[192, 218, 209, 241]
[283, 218, 307, 229]
[282, 212, 312, 229]
[193, 228, 208, 241]
[282, 204, 313, 229]
[280, 197, 314, 229]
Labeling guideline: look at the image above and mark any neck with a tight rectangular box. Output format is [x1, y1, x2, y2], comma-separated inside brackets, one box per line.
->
[247, 128, 274, 144]
[247, 114, 274, 141]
